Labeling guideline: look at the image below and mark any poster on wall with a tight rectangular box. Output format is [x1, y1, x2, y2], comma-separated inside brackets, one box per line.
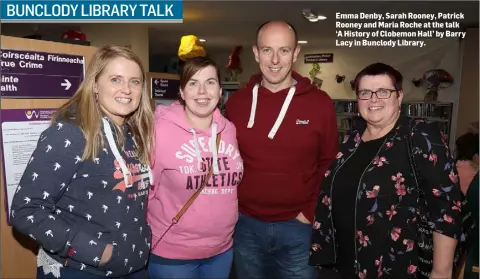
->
[1, 108, 56, 225]
[0, 49, 85, 98]
[304, 53, 334, 64]
[151, 77, 180, 99]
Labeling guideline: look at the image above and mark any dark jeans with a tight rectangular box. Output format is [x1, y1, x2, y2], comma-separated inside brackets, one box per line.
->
[147, 248, 233, 279]
[233, 213, 317, 279]
[37, 267, 146, 279]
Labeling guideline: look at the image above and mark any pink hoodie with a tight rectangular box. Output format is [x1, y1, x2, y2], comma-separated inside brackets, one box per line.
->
[147, 102, 243, 260]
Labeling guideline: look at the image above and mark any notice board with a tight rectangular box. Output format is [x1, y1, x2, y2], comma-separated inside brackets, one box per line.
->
[0, 35, 97, 279]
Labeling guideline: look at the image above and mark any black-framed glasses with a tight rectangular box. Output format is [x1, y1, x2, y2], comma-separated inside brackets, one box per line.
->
[356, 88, 397, 100]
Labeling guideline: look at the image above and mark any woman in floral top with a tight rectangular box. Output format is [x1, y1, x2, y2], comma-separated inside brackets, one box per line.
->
[309, 63, 464, 279]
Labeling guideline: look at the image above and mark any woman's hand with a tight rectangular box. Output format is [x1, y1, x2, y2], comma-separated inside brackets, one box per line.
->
[99, 244, 113, 265]
[429, 269, 452, 279]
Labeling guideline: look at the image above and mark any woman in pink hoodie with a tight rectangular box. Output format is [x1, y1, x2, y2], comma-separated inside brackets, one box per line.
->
[147, 57, 243, 279]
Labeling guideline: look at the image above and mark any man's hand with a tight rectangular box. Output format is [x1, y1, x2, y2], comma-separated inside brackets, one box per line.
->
[296, 212, 311, 224]
[99, 244, 113, 265]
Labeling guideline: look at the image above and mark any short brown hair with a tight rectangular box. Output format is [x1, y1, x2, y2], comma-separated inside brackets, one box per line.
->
[353, 62, 403, 92]
[179, 56, 221, 105]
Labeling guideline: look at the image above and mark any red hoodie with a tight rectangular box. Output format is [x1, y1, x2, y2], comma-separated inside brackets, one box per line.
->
[225, 71, 338, 222]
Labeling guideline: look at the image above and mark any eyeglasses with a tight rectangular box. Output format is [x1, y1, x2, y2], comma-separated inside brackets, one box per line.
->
[356, 88, 397, 100]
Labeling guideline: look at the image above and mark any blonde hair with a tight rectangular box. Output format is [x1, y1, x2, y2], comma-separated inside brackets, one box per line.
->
[52, 45, 154, 165]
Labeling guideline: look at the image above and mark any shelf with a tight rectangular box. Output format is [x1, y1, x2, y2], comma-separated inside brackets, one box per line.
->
[333, 100, 453, 144]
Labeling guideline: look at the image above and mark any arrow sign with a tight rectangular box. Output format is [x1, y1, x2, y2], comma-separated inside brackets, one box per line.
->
[1, 75, 81, 98]
[0, 49, 85, 98]
[61, 79, 72, 90]
[151, 78, 180, 99]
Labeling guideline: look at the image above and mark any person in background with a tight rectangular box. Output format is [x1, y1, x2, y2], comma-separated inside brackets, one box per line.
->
[147, 56, 243, 279]
[225, 20, 338, 279]
[310, 62, 464, 279]
[460, 171, 479, 279]
[10, 45, 154, 279]
[454, 129, 479, 279]
[455, 129, 479, 194]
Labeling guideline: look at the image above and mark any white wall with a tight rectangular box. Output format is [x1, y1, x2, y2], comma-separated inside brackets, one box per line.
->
[210, 38, 463, 103]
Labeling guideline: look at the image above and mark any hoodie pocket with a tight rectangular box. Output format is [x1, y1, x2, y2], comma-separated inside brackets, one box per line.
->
[100, 224, 151, 277]
[176, 197, 238, 241]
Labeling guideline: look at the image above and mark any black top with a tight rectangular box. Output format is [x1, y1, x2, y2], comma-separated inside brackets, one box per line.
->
[332, 135, 387, 278]
[311, 117, 465, 279]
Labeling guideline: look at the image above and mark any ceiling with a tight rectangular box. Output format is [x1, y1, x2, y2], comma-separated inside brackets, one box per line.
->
[148, 0, 479, 54]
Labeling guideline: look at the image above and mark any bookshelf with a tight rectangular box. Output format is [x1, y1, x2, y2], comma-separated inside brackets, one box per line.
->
[219, 81, 241, 115]
[334, 99, 453, 144]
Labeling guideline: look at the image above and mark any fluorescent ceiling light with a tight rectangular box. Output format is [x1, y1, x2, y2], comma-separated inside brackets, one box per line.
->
[298, 40, 308, 44]
[302, 9, 327, 22]
[308, 15, 327, 22]
[199, 38, 206, 42]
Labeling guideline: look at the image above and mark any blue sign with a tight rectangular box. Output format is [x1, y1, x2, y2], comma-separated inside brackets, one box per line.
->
[1, 0, 183, 23]
[1, 49, 85, 98]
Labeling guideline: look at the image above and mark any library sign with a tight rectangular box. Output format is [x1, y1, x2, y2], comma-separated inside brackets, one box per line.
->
[304, 53, 334, 64]
[151, 77, 180, 99]
[0, 49, 85, 98]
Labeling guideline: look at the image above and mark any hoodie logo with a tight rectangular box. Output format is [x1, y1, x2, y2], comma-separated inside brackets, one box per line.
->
[296, 119, 309, 125]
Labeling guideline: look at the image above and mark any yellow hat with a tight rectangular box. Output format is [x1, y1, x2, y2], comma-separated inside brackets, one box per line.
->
[178, 35, 206, 61]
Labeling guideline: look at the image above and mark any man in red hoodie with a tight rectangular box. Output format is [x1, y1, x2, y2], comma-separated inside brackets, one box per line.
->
[225, 21, 338, 279]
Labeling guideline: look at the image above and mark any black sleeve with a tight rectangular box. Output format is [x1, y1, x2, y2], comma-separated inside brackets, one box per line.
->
[411, 120, 464, 238]
[310, 188, 337, 266]
[10, 121, 108, 266]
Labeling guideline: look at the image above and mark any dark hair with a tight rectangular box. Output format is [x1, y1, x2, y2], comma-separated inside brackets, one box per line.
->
[353, 62, 403, 92]
[178, 56, 221, 105]
[255, 20, 298, 46]
[455, 132, 479, 161]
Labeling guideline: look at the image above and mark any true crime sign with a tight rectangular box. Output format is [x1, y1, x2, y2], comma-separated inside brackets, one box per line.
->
[1, 49, 85, 98]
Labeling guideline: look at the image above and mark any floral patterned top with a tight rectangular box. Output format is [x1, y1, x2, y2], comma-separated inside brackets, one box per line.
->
[309, 116, 464, 279]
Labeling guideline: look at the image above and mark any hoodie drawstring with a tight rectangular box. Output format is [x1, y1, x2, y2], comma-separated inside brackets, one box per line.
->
[102, 118, 133, 188]
[247, 84, 296, 139]
[131, 135, 154, 184]
[189, 122, 220, 175]
[190, 129, 204, 172]
[247, 84, 259, 128]
[210, 122, 219, 174]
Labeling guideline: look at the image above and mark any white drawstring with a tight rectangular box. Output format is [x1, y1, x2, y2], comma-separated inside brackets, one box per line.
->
[247, 84, 297, 139]
[190, 123, 220, 175]
[131, 135, 154, 184]
[210, 122, 219, 174]
[102, 118, 133, 188]
[268, 86, 296, 139]
[189, 129, 204, 172]
[247, 84, 259, 128]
